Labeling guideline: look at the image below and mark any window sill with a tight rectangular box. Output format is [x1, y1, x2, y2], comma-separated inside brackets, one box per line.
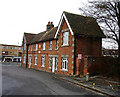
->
[42, 50, 46, 51]
[61, 44, 69, 47]
[60, 69, 68, 72]
[49, 49, 52, 51]
[41, 66, 45, 67]
[34, 64, 37, 66]
[55, 48, 58, 50]
[48, 67, 51, 69]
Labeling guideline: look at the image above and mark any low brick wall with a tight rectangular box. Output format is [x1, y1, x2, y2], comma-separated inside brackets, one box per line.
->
[87, 56, 120, 78]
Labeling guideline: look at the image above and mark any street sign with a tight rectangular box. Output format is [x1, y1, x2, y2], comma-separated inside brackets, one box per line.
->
[78, 54, 82, 59]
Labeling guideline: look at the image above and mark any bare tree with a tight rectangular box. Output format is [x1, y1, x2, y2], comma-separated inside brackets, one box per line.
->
[79, 0, 120, 58]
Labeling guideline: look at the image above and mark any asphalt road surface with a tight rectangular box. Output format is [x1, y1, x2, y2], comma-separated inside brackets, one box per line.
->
[2, 62, 104, 96]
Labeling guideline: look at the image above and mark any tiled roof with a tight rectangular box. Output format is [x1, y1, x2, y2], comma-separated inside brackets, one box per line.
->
[40, 27, 58, 42]
[30, 31, 46, 44]
[24, 27, 57, 44]
[64, 11, 105, 38]
[24, 11, 105, 44]
[24, 33, 36, 44]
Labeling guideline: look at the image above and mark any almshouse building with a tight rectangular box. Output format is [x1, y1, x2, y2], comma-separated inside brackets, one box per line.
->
[22, 12, 105, 76]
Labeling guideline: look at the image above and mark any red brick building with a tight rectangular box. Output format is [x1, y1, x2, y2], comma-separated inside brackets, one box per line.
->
[22, 12, 105, 76]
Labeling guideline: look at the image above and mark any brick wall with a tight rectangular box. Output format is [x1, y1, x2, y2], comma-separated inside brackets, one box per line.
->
[27, 40, 58, 72]
[75, 36, 102, 76]
[22, 39, 27, 67]
[57, 18, 74, 75]
[22, 19, 75, 75]
[22, 19, 102, 76]
[75, 36, 102, 56]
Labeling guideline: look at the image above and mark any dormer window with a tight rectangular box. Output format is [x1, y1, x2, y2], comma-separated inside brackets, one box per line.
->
[63, 31, 69, 46]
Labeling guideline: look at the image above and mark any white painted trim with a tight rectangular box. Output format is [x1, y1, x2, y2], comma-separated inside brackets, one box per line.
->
[23, 33, 26, 44]
[55, 13, 64, 38]
[55, 13, 74, 38]
[63, 13, 74, 35]
[52, 57, 55, 72]
[41, 65, 45, 68]
[60, 69, 68, 72]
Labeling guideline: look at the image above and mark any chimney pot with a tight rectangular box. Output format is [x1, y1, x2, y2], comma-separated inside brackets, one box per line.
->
[46, 21, 54, 31]
[48, 21, 50, 24]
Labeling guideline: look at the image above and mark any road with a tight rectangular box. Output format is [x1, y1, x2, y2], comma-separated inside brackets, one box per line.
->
[2, 62, 104, 96]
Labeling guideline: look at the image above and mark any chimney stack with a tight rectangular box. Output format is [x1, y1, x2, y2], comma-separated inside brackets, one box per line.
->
[46, 21, 54, 31]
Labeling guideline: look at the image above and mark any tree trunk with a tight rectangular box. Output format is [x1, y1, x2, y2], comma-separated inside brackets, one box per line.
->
[118, 37, 120, 59]
[118, 1, 120, 59]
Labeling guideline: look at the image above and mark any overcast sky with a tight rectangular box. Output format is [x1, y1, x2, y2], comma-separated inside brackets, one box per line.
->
[0, 0, 88, 46]
[0, 0, 118, 49]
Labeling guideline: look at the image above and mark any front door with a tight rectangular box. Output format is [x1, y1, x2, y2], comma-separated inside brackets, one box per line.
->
[52, 57, 55, 72]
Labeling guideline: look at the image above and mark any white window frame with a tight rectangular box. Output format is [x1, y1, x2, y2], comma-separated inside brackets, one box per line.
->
[61, 58, 68, 71]
[2, 51, 5, 54]
[42, 42, 46, 50]
[28, 55, 32, 64]
[63, 31, 69, 46]
[55, 57, 58, 70]
[34, 56, 37, 65]
[49, 57, 52, 68]
[49, 41, 52, 50]
[35, 43, 38, 51]
[41, 56, 45, 67]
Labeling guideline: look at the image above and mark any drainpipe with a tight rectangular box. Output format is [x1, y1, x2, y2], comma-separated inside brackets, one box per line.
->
[26, 44, 29, 68]
[73, 35, 76, 75]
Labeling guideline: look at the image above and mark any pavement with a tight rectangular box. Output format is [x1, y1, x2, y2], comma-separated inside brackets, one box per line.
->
[2, 63, 104, 96]
[2, 62, 120, 96]
[51, 73, 120, 97]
